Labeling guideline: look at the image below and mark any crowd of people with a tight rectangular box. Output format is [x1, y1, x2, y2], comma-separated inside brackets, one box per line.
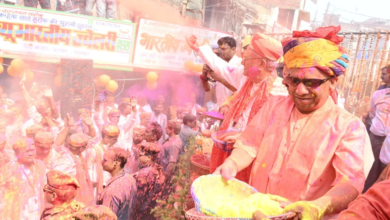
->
[1, 24, 390, 220]
[0, 74, 215, 219]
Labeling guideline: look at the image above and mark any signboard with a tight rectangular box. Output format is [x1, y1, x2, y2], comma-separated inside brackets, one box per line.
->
[133, 19, 232, 71]
[252, 0, 301, 9]
[0, 5, 136, 65]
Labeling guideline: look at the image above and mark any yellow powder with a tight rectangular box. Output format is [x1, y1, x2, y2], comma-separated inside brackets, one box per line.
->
[213, 193, 283, 218]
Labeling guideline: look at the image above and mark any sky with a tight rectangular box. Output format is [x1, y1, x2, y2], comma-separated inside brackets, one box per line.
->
[306, 0, 390, 24]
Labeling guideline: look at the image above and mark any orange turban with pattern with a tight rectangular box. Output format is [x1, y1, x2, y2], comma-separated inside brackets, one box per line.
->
[250, 33, 283, 61]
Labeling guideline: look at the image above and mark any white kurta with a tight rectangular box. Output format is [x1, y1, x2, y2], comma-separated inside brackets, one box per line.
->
[198, 45, 247, 106]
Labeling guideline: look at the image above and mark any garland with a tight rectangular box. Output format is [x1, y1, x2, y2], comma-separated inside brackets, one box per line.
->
[152, 136, 198, 219]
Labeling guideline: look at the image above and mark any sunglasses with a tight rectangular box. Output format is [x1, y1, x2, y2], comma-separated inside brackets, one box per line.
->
[285, 75, 334, 89]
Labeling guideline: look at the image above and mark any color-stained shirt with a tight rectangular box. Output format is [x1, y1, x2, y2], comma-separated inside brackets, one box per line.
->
[0, 160, 46, 220]
[337, 180, 390, 220]
[132, 163, 165, 220]
[40, 149, 75, 174]
[380, 134, 390, 165]
[230, 96, 374, 202]
[97, 171, 137, 220]
[162, 135, 182, 169]
[369, 88, 390, 136]
[179, 125, 199, 151]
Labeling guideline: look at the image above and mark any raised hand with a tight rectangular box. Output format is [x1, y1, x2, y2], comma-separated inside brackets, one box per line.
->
[41, 85, 53, 98]
[185, 35, 200, 52]
[81, 113, 93, 126]
[66, 113, 76, 128]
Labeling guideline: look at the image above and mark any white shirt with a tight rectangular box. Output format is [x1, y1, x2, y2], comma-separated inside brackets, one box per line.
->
[380, 135, 390, 165]
[206, 101, 218, 112]
[141, 104, 152, 113]
[369, 88, 390, 136]
[198, 45, 247, 106]
[117, 112, 140, 151]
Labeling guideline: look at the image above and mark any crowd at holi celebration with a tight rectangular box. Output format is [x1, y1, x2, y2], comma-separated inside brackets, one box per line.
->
[2, 3, 390, 217]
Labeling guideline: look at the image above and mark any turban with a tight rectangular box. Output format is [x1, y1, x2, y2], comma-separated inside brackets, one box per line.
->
[282, 26, 349, 77]
[242, 35, 252, 48]
[120, 98, 131, 105]
[26, 124, 44, 135]
[108, 109, 120, 117]
[69, 133, 89, 148]
[250, 33, 283, 61]
[78, 108, 91, 115]
[35, 132, 55, 146]
[13, 138, 34, 151]
[133, 126, 146, 135]
[102, 124, 120, 137]
[47, 170, 80, 189]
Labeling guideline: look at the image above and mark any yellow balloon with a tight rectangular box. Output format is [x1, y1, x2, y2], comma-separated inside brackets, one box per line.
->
[54, 75, 62, 87]
[0, 57, 3, 64]
[11, 58, 26, 73]
[106, 80, 118, 93]
[184, 60, 195, 71]
[0, 65, 3, 74]
[97, 74, 111, 87]
[147, 71, 158, 82]
[194, 64, 204, 73]
[146, 81, 157, 90]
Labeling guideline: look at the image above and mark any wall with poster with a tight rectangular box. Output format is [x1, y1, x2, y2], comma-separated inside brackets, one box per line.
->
[133, 19, 232, 71]
[0, 5, 136, 66]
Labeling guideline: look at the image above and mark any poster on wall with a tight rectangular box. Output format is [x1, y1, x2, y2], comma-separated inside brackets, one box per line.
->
[133, 19, 232, 71]
[0, 5, 136, 65]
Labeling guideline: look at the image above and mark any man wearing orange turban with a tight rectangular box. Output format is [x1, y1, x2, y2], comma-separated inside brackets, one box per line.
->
[187, 33, 287, 183]
[215, 26, 374, 220]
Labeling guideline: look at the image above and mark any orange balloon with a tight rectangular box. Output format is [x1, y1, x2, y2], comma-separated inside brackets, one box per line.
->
[18, 70, 34, 81]
[11, 59, 26, 73]
[0, 57, 3, 64]
[194, 64, 203, 73]
[146, 71, 158, 82]
[0, 65, 3, 74]
[146, 81, 157, 90]
[105, 80, 118, 93]
[7, 66, 21, 77]
[184, 60, 195, 71]
[97, 74, 111, 87]
[54, 75, 62, 87]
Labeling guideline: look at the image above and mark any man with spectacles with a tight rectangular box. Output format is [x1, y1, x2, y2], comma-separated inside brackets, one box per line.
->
[41, 170, 84, 220]
[86, 124, 121, 201]
[215, 26, 374, 219]
[35, 131, 73, 174]
[0, 138, 46, 220]
[187, 33, 286, 183]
